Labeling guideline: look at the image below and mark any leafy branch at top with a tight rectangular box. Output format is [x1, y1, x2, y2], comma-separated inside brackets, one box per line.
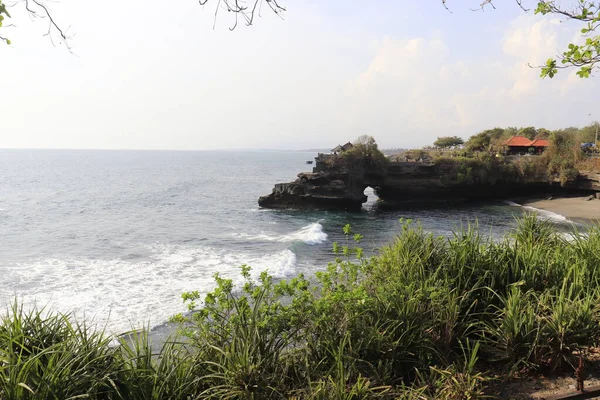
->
[198, 0, 286, 30]
[535, 1, 600, 78]
[444, 1, 600, 79]
[0, 0, 71, 49]
[0, 0, 11, 45]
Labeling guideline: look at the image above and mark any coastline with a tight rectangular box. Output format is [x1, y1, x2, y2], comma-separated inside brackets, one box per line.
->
[521, 196, 600, 222]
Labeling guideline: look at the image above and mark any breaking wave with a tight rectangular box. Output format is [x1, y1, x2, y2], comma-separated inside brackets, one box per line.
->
[2, 244, 298, 335]
[521, 205, 571, 223]
[230, 222, 328, 245]
[504, 200, 571, 223]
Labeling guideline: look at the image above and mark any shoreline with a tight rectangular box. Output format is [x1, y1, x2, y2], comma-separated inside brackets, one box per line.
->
[520, 195, 600, 222]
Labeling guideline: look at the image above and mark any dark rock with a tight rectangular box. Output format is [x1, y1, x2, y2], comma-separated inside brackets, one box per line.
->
[258, 172, 367, 211]
[259, 161, 600, 211]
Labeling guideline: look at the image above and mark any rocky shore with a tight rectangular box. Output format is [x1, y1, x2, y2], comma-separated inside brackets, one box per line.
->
[258, 156, 599, 211]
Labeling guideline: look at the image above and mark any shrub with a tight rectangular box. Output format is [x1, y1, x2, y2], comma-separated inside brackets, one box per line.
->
[434, 154, 521, 186]
[329, 136, 389, 175]
[5, 215, 600, 398]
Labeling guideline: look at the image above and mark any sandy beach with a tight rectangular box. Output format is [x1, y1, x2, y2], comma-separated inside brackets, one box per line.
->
[522, 196, 600, 221]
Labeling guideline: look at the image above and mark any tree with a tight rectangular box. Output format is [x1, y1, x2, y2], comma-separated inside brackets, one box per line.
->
[0, 0, 69, 47]
[0, 0, 10, 45]
[198, 0, 286, 30]
[517, 127, 537, 140]
[346, 135, 389, 171]
[579, 122, 600, 143]
[443, 1, 600, 78]
[535, 128, 551, 139]
[2, 0, 598, 80]
[330, 135, 389, 174]
[534, 1, 600, 78]
[465, 133, 491, 152]
[434, 136, 464, 149]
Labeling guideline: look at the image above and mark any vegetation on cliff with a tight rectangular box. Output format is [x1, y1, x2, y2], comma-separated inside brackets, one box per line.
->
[463, 125, 599, 155]
[325, 135, 389, 176]
[434, 153, 521, 186]
[392, 123, 600, 188]
[433, 136, 464, 149]
[4, 216, 600, 399]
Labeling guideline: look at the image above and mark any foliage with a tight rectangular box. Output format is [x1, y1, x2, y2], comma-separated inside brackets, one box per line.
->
[177, 216, 600, 396]
[542, 130, 584, 185]
[391, 149, 432, 163]
[536, 1, 600, 78]
[5, 217, 600, 398]
[328, 135, 389, 175]
[465, 131, 494, 153]
[434, 153, 521, 185]
[517, 127, 537, 140]
[443, 1, 600, 78]
[0, 302, 118, 399]
[463, 123, 600, 177]
[0, 0, 10, 45]
[536, 128, 552, 139]
[433, 136, 464, 149]
[0, 0, 70, 48]
[0, 302, 204, 399]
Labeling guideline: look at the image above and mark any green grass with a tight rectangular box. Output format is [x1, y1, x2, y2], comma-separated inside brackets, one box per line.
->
[3, 214, 600, 399]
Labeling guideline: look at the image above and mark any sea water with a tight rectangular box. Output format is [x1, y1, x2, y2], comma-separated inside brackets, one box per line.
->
[0, 149, 577, 334]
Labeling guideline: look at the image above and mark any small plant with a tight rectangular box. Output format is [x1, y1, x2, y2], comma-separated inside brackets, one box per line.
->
[4, 216, 600, 398]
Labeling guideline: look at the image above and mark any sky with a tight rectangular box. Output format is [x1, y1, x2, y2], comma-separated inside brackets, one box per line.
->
[1, 0, 599, 150]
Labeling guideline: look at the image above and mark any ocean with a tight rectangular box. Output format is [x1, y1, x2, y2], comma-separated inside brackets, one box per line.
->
[0, 149, 577, 334]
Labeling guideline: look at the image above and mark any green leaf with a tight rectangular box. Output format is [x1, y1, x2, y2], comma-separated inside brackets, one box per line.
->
[17, 382, 35, 394]
[343, 224, 352, 235]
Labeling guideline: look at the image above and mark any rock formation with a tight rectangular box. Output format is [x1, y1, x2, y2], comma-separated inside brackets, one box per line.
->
[258, 172, 368, 211]
[258, 156, 599, 211]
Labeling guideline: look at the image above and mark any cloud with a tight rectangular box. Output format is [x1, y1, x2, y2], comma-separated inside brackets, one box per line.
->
[344, 14, 599, 148]
[1, 3, 598, 150]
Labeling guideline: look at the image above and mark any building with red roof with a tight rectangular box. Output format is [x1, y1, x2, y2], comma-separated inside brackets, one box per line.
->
[530, 139, 550, 147]
[502, 136, 549, 155]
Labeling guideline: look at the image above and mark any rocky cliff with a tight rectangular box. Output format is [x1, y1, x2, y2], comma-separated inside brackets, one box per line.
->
[258, 172, 369, 211]
[573, 171, 600, 192]
[258, 159, 598, 211]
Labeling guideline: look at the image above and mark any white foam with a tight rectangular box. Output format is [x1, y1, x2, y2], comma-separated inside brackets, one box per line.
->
[504, 200, 521, 207]
[230, 222, 328, 245]
[233, 250, 297, 286]
[1, 245, 298, 335]
[521, 205, 571, 223]
[505, 200, 571, 224]
[280, 223, 328, 245]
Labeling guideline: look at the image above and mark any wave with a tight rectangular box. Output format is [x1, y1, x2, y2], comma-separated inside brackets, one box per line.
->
[520, 205, 571, 223]
[504, 200, 571, 223]
[230, 222, 328, 245]
[280, 222, 328, 245]
[2, 244, 298, 335]
[503, 200, 522, 207]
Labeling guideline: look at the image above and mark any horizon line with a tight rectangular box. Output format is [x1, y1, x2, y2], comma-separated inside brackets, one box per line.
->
[0, 147, 326, 152]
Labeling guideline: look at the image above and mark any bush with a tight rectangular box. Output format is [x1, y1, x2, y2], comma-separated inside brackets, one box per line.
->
[434, 154, 521, 186]
[329, 136, 389, 175]
[5, 216, 600, 398]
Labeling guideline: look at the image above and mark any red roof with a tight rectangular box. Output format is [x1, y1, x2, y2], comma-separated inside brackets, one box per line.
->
[530, 139, 549, 147]
[502, 136, 550, 148]
[502, 136, 533, 147]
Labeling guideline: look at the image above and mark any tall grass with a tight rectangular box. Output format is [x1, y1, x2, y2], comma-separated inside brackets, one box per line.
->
[2, 214, 600, 399]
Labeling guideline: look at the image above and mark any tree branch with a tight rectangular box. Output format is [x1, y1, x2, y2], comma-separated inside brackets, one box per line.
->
[199, 0, 286, 29]
[443, 0, 529, 13]
[0, 0, 72, 49]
